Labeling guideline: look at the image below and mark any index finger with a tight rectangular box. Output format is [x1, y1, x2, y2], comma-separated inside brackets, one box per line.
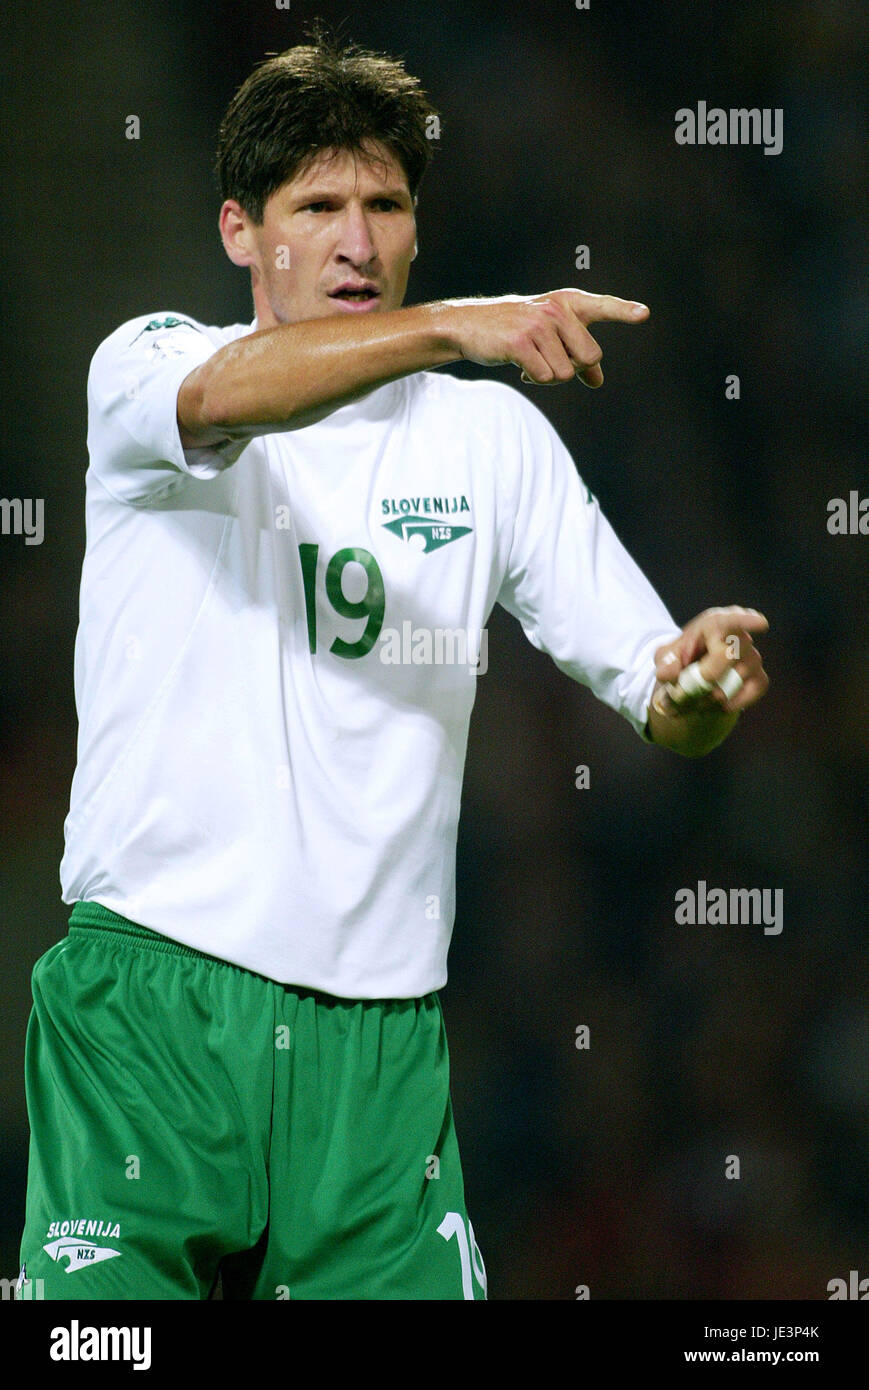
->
[558, 290, 650, 325]
[685, 608, 770, 662]
[704, 608, 770, 638]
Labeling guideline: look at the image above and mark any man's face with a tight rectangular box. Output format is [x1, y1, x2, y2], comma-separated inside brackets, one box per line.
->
[222, 143, 418, 328]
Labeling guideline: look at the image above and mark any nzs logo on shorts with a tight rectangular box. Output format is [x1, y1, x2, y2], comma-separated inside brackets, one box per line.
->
[44, 1218, 122, 1273]
[381, 495, 472, 554]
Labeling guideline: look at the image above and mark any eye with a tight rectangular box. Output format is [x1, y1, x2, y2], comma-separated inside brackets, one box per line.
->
[304, 201, 332, 213]
[373, 199, 398, 211]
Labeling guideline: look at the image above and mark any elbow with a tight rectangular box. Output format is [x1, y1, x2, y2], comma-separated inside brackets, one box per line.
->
[178, 362, 235, 444]
[196, 369, 233, 433]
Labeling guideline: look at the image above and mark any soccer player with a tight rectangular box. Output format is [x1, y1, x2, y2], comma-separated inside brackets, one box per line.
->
[18, 34, 769, 1301]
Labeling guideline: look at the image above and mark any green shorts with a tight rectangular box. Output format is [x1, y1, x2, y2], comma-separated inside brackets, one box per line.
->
[18, 902, 486, 1300]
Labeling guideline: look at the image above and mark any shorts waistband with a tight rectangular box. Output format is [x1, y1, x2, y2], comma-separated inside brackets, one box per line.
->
[68, 900, 229, 965]
[67, 903, 439, 1004]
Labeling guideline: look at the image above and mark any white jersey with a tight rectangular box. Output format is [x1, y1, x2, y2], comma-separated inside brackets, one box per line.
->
[60, 311, 681, 997]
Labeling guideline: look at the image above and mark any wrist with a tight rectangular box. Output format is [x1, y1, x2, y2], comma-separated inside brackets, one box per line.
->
[420, 300, 467, 363]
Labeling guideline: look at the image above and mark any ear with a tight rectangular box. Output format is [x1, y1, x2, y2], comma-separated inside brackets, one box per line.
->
[219, 199, 259, 269]
[411, 239, 418, 261]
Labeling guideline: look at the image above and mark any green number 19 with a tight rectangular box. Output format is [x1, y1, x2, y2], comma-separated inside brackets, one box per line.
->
[298, 543, 385, 659]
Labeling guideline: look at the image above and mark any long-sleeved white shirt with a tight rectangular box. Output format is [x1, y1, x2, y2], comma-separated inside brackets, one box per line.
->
[60, 311, 680, 997]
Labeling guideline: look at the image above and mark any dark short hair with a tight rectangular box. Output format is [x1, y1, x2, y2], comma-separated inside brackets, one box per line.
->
[216, 26, 439, 223]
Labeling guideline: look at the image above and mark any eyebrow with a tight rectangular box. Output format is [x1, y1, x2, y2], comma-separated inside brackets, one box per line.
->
[292, 187, 410, 204]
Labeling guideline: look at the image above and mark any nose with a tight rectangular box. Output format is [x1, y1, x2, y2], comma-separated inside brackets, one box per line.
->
[335, 201, 378, 268]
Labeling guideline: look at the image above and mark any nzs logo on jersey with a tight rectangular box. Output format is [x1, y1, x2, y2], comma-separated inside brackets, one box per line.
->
[131, 316, 200, 361]
[134, 315, 196, 339]
[381, 495, 472, 554]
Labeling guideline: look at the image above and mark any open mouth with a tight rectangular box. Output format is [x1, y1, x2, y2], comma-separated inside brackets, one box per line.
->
[329, 288, 380, 304]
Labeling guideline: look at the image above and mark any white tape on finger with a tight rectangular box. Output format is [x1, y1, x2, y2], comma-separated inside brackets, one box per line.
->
[716, 667, 744, 700]
[666, 661, 715, 704]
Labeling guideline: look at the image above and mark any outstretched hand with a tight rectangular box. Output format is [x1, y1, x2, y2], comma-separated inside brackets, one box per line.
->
[447, 287, 649, 388]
